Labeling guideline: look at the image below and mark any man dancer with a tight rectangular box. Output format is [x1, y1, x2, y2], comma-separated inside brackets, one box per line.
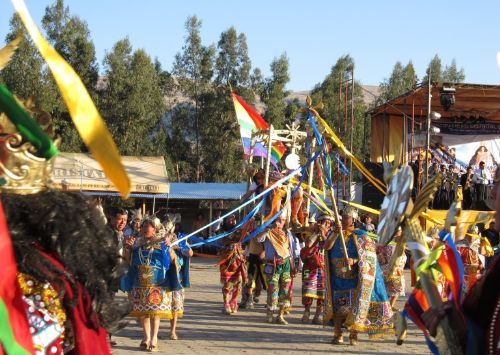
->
[240, 235, 266, 309]
[218, 215, 247, 315]
[325, 207, 393, 345]
[258, 211, 294, 324]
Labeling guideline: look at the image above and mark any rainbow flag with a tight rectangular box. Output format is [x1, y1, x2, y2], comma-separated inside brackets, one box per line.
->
[231, 93, 286, 165]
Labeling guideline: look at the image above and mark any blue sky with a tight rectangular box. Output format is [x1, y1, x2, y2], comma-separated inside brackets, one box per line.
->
[1, 0, 499, 91]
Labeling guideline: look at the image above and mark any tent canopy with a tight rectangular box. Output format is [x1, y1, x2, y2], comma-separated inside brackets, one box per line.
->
[52, 153, 169, 194]
[368, 82, 500, 162]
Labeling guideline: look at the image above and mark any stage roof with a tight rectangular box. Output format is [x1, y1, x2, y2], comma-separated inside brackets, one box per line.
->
[368, 82, 500, 122]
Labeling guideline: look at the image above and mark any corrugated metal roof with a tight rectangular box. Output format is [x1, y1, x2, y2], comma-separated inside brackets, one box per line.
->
[84, 183, 248, 200]
[167, 183, 247, 200]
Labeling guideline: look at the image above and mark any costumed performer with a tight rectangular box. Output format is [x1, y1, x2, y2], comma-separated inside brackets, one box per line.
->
[422, 166, 500, 354]
[300, 214, 333, 324]
[3, 190, 129, 355]
[376, 226, 407, 309]
[324, 207, 393, 346]
[257, 209, 298, 325]
[218, 215, 247, 315]
[121, 217, 192, 350]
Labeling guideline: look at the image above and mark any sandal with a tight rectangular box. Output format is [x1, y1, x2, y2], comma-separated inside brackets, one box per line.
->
[139, 341, 148, 350]
[301, 310, 310, 323]
[349, 333, 358, 346]
[170, 333, 178, 340]
[148, 344, 159, 352]
[332, 334, 344, 345]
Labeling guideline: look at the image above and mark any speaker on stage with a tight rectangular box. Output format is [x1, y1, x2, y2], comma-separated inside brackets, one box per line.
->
[362, 162, 385, 210]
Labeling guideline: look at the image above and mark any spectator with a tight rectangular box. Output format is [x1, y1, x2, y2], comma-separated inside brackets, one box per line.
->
[483, 221, 499, 247]
[361, 215, 375, 232]
[473, 161, 491, 209]
[460, 166, 474, 210]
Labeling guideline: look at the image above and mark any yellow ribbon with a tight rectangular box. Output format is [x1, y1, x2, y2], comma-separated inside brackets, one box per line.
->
[312, 109, 386, 194]
[421, 212, 494, 226]
[339, 199, 380, 216]
[421, 212, 444, 225]
[12, 0, 130, 197]
[296, 178, 381, 216]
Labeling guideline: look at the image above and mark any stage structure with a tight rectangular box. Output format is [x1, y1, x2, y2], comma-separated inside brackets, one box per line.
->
[367, 82, 500, 200]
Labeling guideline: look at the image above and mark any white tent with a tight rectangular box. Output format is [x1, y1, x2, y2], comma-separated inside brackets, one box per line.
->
[52, 153, 169, 194]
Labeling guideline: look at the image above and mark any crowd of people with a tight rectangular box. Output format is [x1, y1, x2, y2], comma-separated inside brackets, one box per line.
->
[4, 164, 499, 354]
[410, 159, 496, 210]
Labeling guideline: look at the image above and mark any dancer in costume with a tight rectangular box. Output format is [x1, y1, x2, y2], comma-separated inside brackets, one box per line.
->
[376, 226, 407, 308]
[456, 225, 485, 296]
[423, 167, 500, 354]
[121, 218, 192, 349]
[240, 234, 266, 309]
[258, 210, 296, 325]
[218, 215, 247, 315]
[325, 207, 393, 345]
[3, 191, 129, 355]
[124, 208, 143, 238]
[300, 214, 333, 324]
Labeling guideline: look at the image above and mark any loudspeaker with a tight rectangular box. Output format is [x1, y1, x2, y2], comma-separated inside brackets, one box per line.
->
[362, 162, 385, 210]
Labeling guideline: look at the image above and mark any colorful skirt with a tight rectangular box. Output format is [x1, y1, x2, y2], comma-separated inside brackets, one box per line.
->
[302, 267, 325, 300]
[129, 287, 184, 319]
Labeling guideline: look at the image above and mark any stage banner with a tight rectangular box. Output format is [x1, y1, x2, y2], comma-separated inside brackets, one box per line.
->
[435, 120, 500, 135]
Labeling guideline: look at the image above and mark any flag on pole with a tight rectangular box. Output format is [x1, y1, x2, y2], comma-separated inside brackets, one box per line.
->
[231, 92, 286, 164]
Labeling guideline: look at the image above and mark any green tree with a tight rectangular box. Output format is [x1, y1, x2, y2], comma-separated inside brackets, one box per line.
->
[0, 15, 57, 114]
[198, 26, 254, 182]
[100, 38, 166, 155]
[379, 61, 417, 102]
[422, 54, 443, 84]
[42, 0, 98, 91]
[310, 55, 367, 168]
[250, 67, 264, 96]
[39, 0, 100, 152]
[442, 59, 465, 83]
[172, 16, 215, 181]
[262, 53, 290, 128]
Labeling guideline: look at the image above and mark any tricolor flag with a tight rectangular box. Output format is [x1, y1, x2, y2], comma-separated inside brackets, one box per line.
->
[0, 203, 33, 355]
[231, 92, 286, 165]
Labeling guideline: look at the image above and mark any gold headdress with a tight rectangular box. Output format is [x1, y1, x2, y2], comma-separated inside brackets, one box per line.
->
[0, 98, 58, 194]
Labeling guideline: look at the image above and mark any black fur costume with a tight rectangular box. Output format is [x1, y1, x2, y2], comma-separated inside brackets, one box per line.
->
[1, 190, 129, 333]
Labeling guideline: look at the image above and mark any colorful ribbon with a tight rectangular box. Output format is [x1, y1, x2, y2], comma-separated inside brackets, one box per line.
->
[312, 109, 386, 193]
[0, 84, 58, 159]
[11, 0, 130, 197]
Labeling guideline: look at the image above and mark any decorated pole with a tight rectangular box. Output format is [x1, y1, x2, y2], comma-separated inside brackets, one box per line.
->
[328, 184, 351, 270]
[305, 138, 316, 226]
[378, 164, 462, 354]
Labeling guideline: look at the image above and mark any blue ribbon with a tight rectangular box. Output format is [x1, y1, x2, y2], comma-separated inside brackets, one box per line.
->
[403, 309, 439, 355]
[307, 111, 324, 146]
[334, 152, 350, 176]
[189, 197, 266, 247]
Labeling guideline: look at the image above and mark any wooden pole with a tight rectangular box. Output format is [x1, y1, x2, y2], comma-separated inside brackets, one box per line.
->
[328, 184, 351, 270]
